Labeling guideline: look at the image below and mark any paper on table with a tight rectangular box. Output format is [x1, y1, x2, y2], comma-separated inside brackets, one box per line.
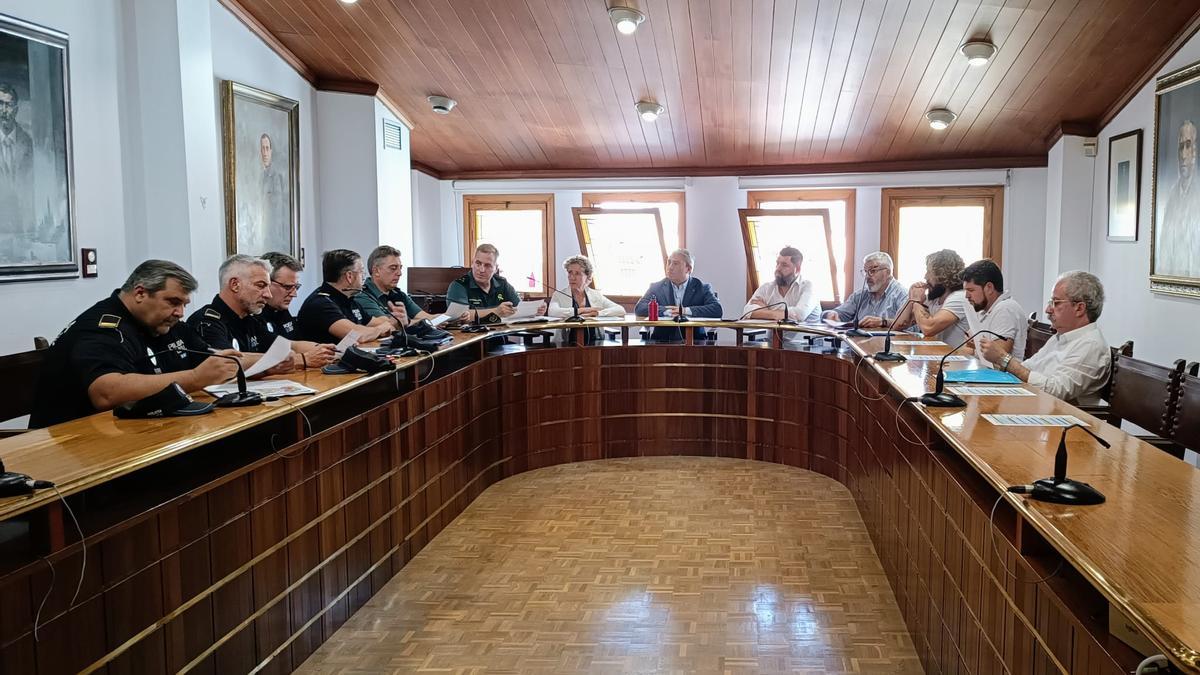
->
[244, 336, 292, 377]
[429, 314, 452, 327]
[982, 414, 1087, 427]
[947, 386, 1035, 397]
[890, 340, 947, 346]
[903, 354, 969, 362]
[205, 380, 317, 398]
[334, 331, 360, 354]
[443, 302, 469, 320]
[500, 301, 543, 323]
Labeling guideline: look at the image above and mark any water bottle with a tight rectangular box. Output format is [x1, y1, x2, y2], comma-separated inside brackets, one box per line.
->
[648, 295, 659, 321]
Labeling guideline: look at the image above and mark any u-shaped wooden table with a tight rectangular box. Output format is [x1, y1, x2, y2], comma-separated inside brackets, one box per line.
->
[0, 319, 1194, 674]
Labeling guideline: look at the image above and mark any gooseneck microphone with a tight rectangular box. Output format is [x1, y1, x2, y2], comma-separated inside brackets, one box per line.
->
[874, 299, 920, 362]
[167, 347, 263, 407]
[919, 329, 1007, 407]
[845, 289, 872, 338]
[1007, 423, 1109, 506]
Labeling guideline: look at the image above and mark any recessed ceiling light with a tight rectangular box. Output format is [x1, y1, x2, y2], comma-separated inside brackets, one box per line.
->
[339, 0, 358, 4]
[960, 40, 996, 67]
[428, 95, 457, 115]
[635, 100, 664, 122]
[609, 6, 645, 35]
[926, 109, 957, 130]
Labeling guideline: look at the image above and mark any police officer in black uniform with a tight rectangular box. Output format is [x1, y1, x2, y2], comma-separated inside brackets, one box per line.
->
[29, 260, 242, 427]
[446, 243, 520, 324]
[187, 254, 280, 354]
[296, 249, 393, 344]
[260, 251, 304, 340]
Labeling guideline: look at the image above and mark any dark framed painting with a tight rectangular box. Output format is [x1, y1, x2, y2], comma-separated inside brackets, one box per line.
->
[0, 14, 77, 282]
[1107, 129, 1141, 242]
[220, 80, 300, 260]
[1152, 61, 1200, 298]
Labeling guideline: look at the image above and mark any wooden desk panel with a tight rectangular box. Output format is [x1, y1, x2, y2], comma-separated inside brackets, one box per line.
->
[0, 322, 1194, 674]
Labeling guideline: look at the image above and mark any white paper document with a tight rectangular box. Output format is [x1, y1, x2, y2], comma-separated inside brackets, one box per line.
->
[429, 314, 452, 327]
[500, 301, 543, 323]
[983, 414, 1087, 427]
[948, 386, 1035, 397]
[904, 354, 969, 362]
[205, 380, 317, 398]
[444, 302, 469, 320]
[335, 331, 361, 354]
[890, 340, 947, 346]
[244, 337, 292, 377]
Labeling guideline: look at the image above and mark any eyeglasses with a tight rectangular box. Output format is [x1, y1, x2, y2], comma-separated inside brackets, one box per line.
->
[862, 266, 887, 276]
[272, 280, 302, 294]
[1046, 297, 1080, 307]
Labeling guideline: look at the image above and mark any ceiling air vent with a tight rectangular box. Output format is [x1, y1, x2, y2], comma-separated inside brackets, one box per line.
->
[382, 120, 403, 150]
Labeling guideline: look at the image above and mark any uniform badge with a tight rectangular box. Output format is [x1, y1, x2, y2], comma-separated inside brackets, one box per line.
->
[98, 314, 122, 329]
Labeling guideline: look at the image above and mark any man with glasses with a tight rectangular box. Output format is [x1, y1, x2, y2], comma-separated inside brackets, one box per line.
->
[355, 245, 439, 328]
[297, 249, 394, 344]
[979, 271, 1111, 405]
[822, 251, 907, 328]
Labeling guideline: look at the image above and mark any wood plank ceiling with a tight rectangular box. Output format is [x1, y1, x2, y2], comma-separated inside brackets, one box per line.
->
[230, 0, 1200, 178]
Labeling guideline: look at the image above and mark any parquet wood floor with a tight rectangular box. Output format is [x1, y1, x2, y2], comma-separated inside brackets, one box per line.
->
[296, 457, 923, 674]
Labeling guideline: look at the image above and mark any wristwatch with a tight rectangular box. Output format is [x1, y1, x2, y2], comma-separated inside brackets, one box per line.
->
[999, 353, 1012, 372]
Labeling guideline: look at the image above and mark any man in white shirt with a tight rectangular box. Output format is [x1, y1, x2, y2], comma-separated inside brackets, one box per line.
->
[980, 271, 1111, 405]
[743, 246, 818, 327]
[961, 259, 1026, 365]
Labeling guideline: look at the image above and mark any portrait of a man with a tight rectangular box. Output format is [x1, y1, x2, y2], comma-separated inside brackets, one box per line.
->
[1153, 62, 1200, 296]
[221, 81, 299, 259]
[0, 17, 76, 281]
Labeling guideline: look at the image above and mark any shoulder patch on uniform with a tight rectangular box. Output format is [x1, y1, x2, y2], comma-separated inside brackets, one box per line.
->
[203, 307, 222, 320]
[317, 292, 331, 297]
[98, 314, 122, 329]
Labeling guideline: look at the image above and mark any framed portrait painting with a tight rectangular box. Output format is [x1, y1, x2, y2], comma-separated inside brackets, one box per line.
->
[220, 80, 300, 260]
[1152, 61, 1200, 298]
[1107, 130, 1141, 242]
[0, 14, 77, 281]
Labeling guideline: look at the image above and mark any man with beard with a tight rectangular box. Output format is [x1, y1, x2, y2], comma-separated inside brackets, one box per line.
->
[980, 271, 1110, 405]
[29, 260, 242, 427]
[822, 251, 907, 328]
[742, 246, 818, 335]
[1157, 120, 1200, 278]
[960, 259, 1026, 365]
[298, 249, 394, 343]
[894, 249, 971, 345]
[188, 255, 334, 370]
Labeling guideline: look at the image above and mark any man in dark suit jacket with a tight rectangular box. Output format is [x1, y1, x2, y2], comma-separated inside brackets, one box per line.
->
[635, 248, 723, 341]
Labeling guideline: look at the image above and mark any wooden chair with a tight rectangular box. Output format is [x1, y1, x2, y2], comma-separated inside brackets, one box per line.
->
[1025, 312, 1054, 359]
[1170, 371, 1200, 458]
[1105, 356, 1187, 459]
[0, 347, 48, 436]
[33, 336, 49, 350]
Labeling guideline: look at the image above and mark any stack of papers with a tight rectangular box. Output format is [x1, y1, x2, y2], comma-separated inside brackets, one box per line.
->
[205, 380, 317, 398]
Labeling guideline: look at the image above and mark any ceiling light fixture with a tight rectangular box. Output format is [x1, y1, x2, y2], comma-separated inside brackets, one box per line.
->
[428, 95, 457, 115]
[339, 0, 359, 4]
[609, 6, 646, 35]
[960, 40, 996, 67]
[926, 109, 957, 130]
[636, 100, 664, 122]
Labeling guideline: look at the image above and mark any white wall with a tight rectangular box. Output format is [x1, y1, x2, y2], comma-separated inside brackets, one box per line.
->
[375, 100, 412, 290]
[412, 168, 1049, 315]
[1090, 31, 1200, 367]
[0, 0, 127, 354]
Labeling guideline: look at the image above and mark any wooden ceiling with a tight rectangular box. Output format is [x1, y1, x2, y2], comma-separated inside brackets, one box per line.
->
[226, 0, 1200, 178]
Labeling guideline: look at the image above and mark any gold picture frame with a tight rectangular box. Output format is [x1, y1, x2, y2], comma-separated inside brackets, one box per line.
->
[220, 80, 300, 260]
[1150, 60, 1200, 299]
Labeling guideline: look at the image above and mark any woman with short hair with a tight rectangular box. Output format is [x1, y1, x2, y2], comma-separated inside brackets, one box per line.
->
[546, 255, 625, 320]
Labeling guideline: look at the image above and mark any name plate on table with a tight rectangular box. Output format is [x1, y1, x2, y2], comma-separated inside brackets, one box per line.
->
[889, 340, 948, 346]
[903, 354, 969, 362]
[948, 386, 1035, 397]
[983, 414, 1087, 427]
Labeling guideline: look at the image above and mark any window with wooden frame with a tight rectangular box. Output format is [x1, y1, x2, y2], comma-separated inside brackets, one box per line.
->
[463, 194, 555, 295]
[738, 208, 838, 305]
[746, 190, 855, 302]
[880, 187, 1004, 287]
[581, 192, 686, 254]
[572, 207, 667, 298]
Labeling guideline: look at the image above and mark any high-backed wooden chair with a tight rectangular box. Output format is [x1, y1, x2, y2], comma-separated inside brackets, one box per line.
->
[0, 347, 48, 436]
[33, 336, 49, 350]
[1170, 371, 1200, 457]
[1106, 356, 1186, 459]
[1024, 312, 1054, 359]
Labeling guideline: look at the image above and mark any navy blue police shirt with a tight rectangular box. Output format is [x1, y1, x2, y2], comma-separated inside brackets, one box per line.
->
[296, 282, 371, 343]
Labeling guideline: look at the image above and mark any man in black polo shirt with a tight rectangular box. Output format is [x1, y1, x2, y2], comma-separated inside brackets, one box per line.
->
[29, 260, 242, 427]
[187, 254, 336, 370]
[297, 249, 394, 344]
[354, 245, 439, 327]
[446, 243, 520, 324]
[259, 252, 337, 366]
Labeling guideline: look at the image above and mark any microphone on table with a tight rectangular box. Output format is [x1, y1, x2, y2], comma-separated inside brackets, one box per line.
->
[0, 458, 54, 497]
[546, 285, 587, 323]
[1006, 423, 1109, 506]
[873, 299, 921, 362]
[737, 301, 797, 328]
[167, 346, 263, 407]
[844, 289, 872, 338]
[919, 329, 1007, 407]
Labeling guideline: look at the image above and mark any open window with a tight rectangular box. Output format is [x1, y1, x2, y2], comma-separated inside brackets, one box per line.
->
[880, 187, 1004, 286]
[463, 194, 555, 294]
[738, 208, 839, 302]
[572, 207, 666, 299]
[582, 192, 685, 252]
[747, 190, 855, 300]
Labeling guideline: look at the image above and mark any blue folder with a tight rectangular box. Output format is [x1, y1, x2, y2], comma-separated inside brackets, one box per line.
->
[942, 369, 1022, 384]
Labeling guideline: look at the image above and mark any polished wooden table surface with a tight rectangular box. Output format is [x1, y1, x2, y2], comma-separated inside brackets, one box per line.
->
[2, 318, 1197, 672]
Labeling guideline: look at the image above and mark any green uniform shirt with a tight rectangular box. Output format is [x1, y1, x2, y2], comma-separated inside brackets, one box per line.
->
[355, 278, 423, 320]
[445, 273, 520, 324]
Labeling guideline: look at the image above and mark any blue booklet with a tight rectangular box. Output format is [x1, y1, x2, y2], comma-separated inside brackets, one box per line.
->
[942, 369, 1022, 384]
